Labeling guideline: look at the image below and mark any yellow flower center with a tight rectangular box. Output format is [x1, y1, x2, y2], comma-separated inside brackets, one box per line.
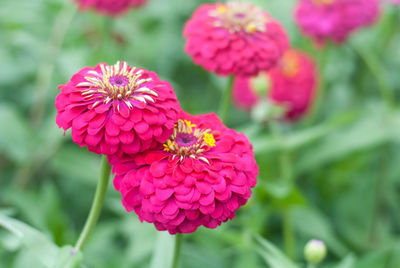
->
[210, 2, 267, 34]
[312, 0, 334, 5]
[203, 133, 216, 147]
[163, 119, 216, 164]
[281, 51, 300, 77]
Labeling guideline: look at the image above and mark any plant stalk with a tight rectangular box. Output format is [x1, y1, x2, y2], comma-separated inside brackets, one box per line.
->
[270, 123, 296, 259]
[305, 45, 330, 125]
[74, 155, 112, 252]
[171, 233, 183, 268]
[218, 76, 234, 123]
[30, 4, 76, 128]
[352, 42, 395, 109]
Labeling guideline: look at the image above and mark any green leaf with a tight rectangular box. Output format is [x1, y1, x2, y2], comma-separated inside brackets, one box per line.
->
[0, 104, 39, 164]
[250, 109, 358, 155]
[49, 147, 100, 186]
[254, 235, 298, 268]
[0, 213, 58, 268]
[354, 249, 391, 268]
[334, 254, 357, 268]
[292, 206, 348, 258]
[297, 107, 395, 173]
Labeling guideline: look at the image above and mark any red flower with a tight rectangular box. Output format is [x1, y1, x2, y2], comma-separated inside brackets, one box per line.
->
[111, 112, 258, 234]
[183, 2, 289, 77]
[295, 0, 379, 44]
[75, 0, 148, 16]
[56, 61, 181, 155]
[233, 49, 318, 121]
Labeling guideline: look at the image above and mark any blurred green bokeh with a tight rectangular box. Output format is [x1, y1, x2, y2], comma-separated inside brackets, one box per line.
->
[1, 0, 400, 267]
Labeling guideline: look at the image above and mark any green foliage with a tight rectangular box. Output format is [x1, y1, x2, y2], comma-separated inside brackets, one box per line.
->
[255, 235, 298, 268]
[1, 0, 400, 267]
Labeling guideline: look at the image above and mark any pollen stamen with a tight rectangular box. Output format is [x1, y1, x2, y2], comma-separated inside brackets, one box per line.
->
[81, 61, 157, 108]
[210, 2, 267, 34]
[163, 119, 216, 164]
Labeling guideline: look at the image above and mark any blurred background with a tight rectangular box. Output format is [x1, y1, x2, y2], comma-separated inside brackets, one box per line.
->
[1, 0, 400, 267]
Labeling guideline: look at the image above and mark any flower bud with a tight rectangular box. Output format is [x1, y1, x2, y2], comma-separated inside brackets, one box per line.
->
[304, 239, 327, 264]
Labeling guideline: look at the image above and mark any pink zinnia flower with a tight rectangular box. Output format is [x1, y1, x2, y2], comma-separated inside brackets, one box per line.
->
[111, 112, 258, 234]
[233, 49, 318, 121]
[56, 61, 181, 155]
[295, 0, 379, 44]
[75, 0, 148, 16]
[183, 2, 289, 77]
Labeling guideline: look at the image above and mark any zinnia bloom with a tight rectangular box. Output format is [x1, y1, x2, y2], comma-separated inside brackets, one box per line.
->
[233, 49, 317, 120]
[295, 0, 379, 44]
[56, 61, 181, 155]
[183, 2, 289, 76]
[75, 0, 148, 16]
[112, 112, 258, 234]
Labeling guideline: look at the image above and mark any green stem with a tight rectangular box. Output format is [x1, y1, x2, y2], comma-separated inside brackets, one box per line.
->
[74, 156, 112, 252]
[305, 45, 329, 125]
[377, 8, 398, 52]
[368, 146, 388, 246]
[171, 233, 183, 268]
[270, 123, 296, 259]
[352, 42, 395, 109]
[283, 209, 295, 260]
[218, 76, 234, 123]
[30, 4, 76, 128]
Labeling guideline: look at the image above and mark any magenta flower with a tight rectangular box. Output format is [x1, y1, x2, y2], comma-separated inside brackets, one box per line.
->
[183, 2, 289, 77]
[111, 112, 258, 234]
[75, 0, 148, 16]
[233, 49, 318, 121]
[56, 61, 181, 156]
[295, 0, 379, 44]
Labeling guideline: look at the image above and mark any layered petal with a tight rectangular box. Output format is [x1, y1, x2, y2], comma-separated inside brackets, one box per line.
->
[55, 61, 181, 156]
[295, 0, 379, 44]
[112, 112, 258, 234]
[233, 49, 318, 121]
[75, 0, 148, 16]
[183, 2, 289, 77]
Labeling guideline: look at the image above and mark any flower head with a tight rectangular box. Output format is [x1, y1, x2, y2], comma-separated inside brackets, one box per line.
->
[111, 112, 258, 234]
[295, 0, 379, 44]
[56, 61, 181, 156]
[233, 49, 317, 121]
[183, 2, 289, 76]
[75, 0, 148, 16]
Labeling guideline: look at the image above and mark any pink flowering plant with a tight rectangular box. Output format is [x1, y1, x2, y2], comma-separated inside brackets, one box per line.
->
[184, 2, 289, 77]
[233, 49, 318, 121]
[0, 0, 399, 268]
[295, 0, 379, 44]
[112, 112, 258, 234]
[56, 61, 181, 156]
[75, 0, 149, 16]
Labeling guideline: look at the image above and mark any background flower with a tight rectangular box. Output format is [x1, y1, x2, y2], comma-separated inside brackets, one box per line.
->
[56, 61, 181, 156]
[112, 112, 258, 234]
[75, 0, 148, 16]
[183, 2, 289, 76]
[233, 49, 318, 121]
[295, 0, 379, 44]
